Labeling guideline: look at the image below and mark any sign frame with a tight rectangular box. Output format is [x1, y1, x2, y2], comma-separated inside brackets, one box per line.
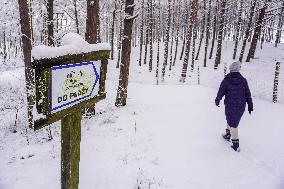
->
[32, 50, 110, 130]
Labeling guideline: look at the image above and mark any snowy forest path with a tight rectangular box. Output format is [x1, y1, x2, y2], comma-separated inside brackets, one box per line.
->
[120, 83, 284, 189]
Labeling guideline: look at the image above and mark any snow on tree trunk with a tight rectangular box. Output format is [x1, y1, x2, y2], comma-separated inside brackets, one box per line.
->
[161, 0, 172, 81]
[275, 0, 284, 47]
[115, 0, 137, 106]
[85, 0, 101, 115]
[233, 0, 244, 60]
[209, 0, 217, 60]
[86, 0, 100, 44]
[138, 0, 145, 66]
[111, 1, 117, 60]
[246, 0, 269, 62]
[143, 0, 149, 65]
[214, 0, 227, 70]
[195, 0, 206, 61]
[180, 0, 198, 82]
[149, 0, 154, 72]
[73, 0, 80, 34]
[173, 0, 181, 67]
[203, 0, 211, 67]
[156, 0, 161, 85]
[47, 0, 54, 46]
[18, 0, 35, 128]
[239, 0, 257, 62]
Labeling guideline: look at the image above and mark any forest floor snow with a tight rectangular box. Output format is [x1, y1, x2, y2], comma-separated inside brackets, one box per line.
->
[1, 81, 284, 189]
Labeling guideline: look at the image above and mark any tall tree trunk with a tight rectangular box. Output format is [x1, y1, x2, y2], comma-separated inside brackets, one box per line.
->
[111, 2, 117, 60]
[195, 0, 206, 61]
[275, 0, 284, 47]
[115, 0, 136, 106]
[149, 0, 154, 72]
[239, 0, 257, 62]
[73, 0, 80, 34]
[47, 0, 54, 46]
[173, 0, 181, 67]
[138, 0, 145, 66]
[232, 0, 244, 59]
[180, 0, 198, 82]
[86, 0, 100, 44]
[246, 0, 269, 62]
[144, 0, 149, 65]
[156, 0, 161, 84]
[169, 0, 176, 71]
[116, 2, 124, 68]
[18, 0, 35, 128]
[85, 0, 100, 115]
[190, 21, 198, 73]
[209, 0, 218, 59]
[214, 0, 227, 69]
[203, 0, 212, 67]
[161, 0, 172, 81]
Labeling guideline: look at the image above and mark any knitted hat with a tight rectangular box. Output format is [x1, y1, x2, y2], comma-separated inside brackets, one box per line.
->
[229, 61, 241, 72]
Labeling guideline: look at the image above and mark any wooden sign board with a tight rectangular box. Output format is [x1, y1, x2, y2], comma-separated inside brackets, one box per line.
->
[32, 49, 110, 189]
[32, 50, 110, 130]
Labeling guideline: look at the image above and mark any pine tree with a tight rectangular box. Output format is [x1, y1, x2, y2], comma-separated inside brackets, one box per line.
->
[47, 0, 54, 46]
[18, 0, 35, 128]
[195, 0, 206, 61]
[180, 0, 198, 82]
[275, 0, 284, 47]
[232, 0, 244, 59]
[138, 0, 145, 66]
[246, 0, 269, 62]
[149, 0, 154, 72]
[203, 0, 211, 67]
[239, 0, 257, 62]
[115, 0, 137, 106]
[209, 0, 218, 59]
[214, 0, 227, 70]
[161, 0, 172, 81]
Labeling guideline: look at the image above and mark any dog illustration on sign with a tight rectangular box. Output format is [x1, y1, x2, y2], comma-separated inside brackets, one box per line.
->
[58, 70, 93, 103]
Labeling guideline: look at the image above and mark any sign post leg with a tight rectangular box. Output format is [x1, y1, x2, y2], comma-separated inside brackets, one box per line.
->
[61, 112, 82, 189]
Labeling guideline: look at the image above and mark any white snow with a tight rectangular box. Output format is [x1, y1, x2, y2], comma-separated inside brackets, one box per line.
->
[1, 82, 284, 189]
[31, 33, 111, 60]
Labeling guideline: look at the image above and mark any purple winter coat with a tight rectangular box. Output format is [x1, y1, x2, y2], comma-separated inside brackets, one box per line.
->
[215, 72, 253, 128]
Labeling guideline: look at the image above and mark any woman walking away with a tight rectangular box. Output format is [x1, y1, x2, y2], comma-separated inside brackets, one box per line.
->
[215, 61, 253, 152]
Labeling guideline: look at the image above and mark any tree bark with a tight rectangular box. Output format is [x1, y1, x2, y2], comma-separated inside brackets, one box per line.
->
[232, 0, 244, 59]
[209, 0, 218, 59]
[47, 0, 54, 46]
[161, 0, 172, 81]
[73, 0, 80, 34]
[246, 0, 269, 62]
[203, 0, 212, 67]
[239, 0, 257, 62]
[115, 0, 136, 106]
[138, 0, 145, 66]
[111, 2, 117, 60]
[85, 0, 101, 115]
[180, 0, 198, 82]
[275, 0, 284, 47]
[85, 0, 100, 44]
[214, 0, 227, 69]
[18, 0, 35, 128]
[195, 0, 206, 61]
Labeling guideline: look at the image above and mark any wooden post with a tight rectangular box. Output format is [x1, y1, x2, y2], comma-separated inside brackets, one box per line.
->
[273, 62, 281, 103]
[61, 111, 82, 189]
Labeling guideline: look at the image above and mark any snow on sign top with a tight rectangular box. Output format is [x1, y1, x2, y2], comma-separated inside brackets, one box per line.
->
[31, 33, 111, 60]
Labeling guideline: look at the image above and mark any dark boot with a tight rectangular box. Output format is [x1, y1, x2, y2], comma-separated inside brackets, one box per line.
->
[222, 129, 231, 141]
[231, 139, 240, 152]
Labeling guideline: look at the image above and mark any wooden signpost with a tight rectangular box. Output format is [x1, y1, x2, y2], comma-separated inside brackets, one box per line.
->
[32, 47, 110, 189]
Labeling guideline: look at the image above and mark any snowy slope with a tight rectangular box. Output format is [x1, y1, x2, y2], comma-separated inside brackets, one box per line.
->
[1, 81, 284, 189]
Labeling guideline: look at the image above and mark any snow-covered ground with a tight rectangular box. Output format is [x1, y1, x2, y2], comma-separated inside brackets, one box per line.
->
[1, 41, 284, 189]
[1, 81, 284, 189]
